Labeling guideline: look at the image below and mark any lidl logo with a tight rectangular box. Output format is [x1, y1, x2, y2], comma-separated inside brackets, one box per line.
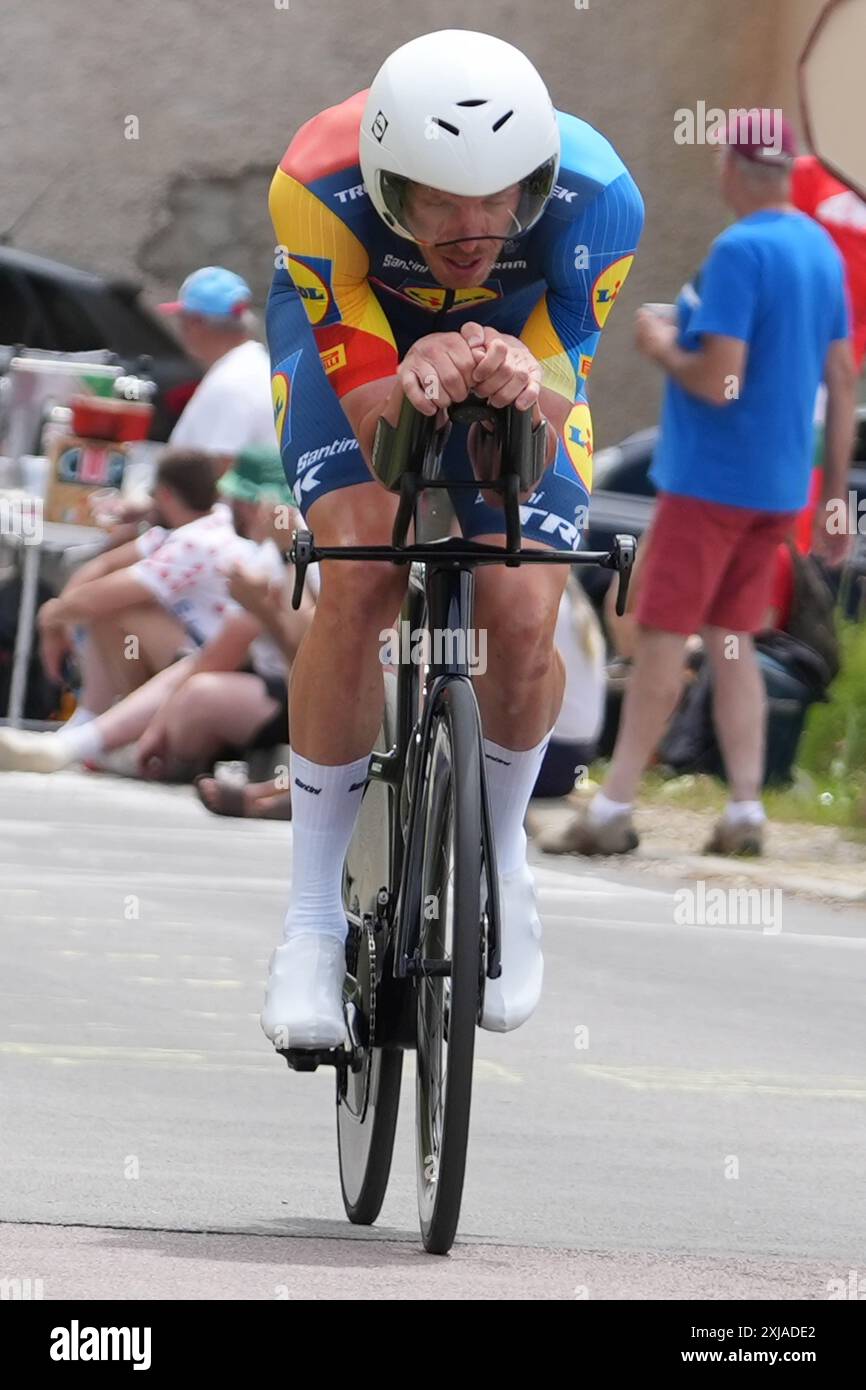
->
[562, 402, 593, 491]
[320, 343, 347, 375]
[592, 255, 634, 328]
[271, 349, 302, 446]
[288, 255, 341, 327]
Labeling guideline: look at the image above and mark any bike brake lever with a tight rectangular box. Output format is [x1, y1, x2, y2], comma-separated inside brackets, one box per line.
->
[291, 528, 314, 610]
[612, 533, 636, 617]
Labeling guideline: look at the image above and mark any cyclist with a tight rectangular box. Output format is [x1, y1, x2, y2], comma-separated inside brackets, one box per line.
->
[261, 30, 644, 1047]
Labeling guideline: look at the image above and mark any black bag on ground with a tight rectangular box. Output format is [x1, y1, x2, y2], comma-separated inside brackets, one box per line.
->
[0, 575, 62, 720]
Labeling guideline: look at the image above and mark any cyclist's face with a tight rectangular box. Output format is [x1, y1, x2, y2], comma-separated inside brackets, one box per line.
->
[406, 183, 521, 288]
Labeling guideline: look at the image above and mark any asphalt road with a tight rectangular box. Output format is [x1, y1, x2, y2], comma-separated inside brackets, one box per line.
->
[1, 771, 865, 1300]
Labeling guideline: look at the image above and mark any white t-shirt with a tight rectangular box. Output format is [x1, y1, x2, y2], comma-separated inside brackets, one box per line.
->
[131, 503, 256, 646]
[225, 539, 289, 682]
[169, 340, 276, 454]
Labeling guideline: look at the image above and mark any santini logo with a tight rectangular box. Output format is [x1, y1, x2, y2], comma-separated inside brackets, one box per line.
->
[294, 778, 322, 795]
[50, 1321, 151, 1371]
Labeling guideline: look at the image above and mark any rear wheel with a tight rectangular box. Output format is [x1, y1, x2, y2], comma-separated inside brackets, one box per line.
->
[337, 675, 404, 1225]
[414, 679, 483, 1254]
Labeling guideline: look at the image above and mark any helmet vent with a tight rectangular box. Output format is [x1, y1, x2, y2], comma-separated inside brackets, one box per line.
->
[456, 99, 488, 107]
[430, 116, 460, 136]
[492, 110, 514, 132]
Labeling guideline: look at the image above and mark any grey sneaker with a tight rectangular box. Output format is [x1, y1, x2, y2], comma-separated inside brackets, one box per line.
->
[703, 818, 764, 857]
[536, 807, 639, 856]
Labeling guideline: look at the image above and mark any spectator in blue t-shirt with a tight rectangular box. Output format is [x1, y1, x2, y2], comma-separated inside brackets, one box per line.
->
[555, 109, 857, 859]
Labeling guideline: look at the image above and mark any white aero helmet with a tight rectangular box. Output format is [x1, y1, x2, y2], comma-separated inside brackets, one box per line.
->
[359, 30, 561, 245]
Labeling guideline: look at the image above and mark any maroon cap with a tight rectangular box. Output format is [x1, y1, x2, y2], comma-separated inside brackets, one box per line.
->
[723, 109, 798, 165]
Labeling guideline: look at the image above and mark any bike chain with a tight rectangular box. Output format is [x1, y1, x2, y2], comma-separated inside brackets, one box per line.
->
[359, 916, 377, 1118]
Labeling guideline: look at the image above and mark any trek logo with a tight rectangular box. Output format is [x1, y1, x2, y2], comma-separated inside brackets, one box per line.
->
[518, 503, 584, 551]
[592, 255, 634, 327]
[50, 1321, 151, 1371]
[295, 464, 324, 494]
[288, 254, 341, 327]
[271, 349, 302, 447]
[552, 184, 577, 203]
[294, 778, 322, 794]
[333, 182, 367, 204]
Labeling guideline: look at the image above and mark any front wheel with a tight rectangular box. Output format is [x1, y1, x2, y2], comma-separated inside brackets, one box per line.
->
[414, 679, 484, 1254]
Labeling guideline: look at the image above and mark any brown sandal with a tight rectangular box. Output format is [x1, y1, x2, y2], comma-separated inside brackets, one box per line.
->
[193, 775, 292, 821]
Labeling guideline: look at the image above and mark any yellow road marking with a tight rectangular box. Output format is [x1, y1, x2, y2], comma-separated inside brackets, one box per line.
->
[571, 1063, 866, 1098]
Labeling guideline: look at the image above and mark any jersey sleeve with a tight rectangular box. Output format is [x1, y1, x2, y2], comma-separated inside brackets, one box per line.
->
[520, 168, 644, 402]
[268, 164, 398, 400]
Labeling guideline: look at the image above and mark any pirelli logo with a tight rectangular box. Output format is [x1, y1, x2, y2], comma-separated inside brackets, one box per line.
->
[320, 343, 347, 375]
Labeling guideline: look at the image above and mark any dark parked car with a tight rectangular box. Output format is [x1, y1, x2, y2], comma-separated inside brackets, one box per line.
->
[0, 246, 201, 439]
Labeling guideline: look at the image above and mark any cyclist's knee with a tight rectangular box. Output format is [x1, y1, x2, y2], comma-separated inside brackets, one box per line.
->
[475, 565, 564, 670]
[317, 560, 408, 634]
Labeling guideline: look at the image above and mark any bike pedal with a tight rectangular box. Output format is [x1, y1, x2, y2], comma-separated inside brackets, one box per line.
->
[279, 1046, 348, 1072]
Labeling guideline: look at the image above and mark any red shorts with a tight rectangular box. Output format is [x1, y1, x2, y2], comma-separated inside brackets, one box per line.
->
[635, 492, 797, 635]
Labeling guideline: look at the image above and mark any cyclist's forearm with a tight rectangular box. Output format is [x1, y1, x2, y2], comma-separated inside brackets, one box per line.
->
[822, 380, 857, 504]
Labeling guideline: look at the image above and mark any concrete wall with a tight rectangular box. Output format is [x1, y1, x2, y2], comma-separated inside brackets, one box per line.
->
[0, 0, 825, 443]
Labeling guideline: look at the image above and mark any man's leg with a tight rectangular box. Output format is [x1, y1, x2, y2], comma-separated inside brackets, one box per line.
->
[703, 627, 766, 804]
[261, 482, 408, 1048]
[602, 627, 689, 803]
[83, 605, 189, 703]
[472, 536, 568, 874]
[159, 671, 282, 773]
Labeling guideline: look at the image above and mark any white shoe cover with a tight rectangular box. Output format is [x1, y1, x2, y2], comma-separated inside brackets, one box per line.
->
[480, 863, 543, 1033]
[260, 933, 346, 1050]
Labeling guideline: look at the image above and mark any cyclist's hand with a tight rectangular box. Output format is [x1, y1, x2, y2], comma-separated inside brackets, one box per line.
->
[465, 327, 542, 411]
[398, 324, 486, 416]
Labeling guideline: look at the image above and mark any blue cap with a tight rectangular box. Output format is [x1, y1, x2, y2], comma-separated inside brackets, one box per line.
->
[159, 266, 252, 318]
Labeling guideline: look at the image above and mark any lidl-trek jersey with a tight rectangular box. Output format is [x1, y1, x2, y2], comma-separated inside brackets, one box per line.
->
[267, 88, 644, 551]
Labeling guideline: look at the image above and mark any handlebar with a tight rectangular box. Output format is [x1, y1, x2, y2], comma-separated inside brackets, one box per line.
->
[291, 530, 637, 618]
[291, 393, 636, 616]
[371, 393, 548, 551]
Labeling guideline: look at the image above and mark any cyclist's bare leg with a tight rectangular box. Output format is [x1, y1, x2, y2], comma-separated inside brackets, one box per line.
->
[261, 480, 411, 1045]
[472, 536, 567, 744]
[290, 482, 407, 763]
[471, 536, 568, 875]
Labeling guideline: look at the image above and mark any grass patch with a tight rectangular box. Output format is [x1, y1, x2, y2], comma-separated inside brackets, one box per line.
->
[589, 617, 866, 836]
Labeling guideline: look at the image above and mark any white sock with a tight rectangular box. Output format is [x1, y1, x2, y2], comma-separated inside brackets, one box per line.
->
[724, 799, 765, 826]
[52, 722, 106, 765]
[588, 790, 633, 826]
[283, 750, 370, 943]
[483, 732, 553, 877]
[59, 706, 96, 731]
